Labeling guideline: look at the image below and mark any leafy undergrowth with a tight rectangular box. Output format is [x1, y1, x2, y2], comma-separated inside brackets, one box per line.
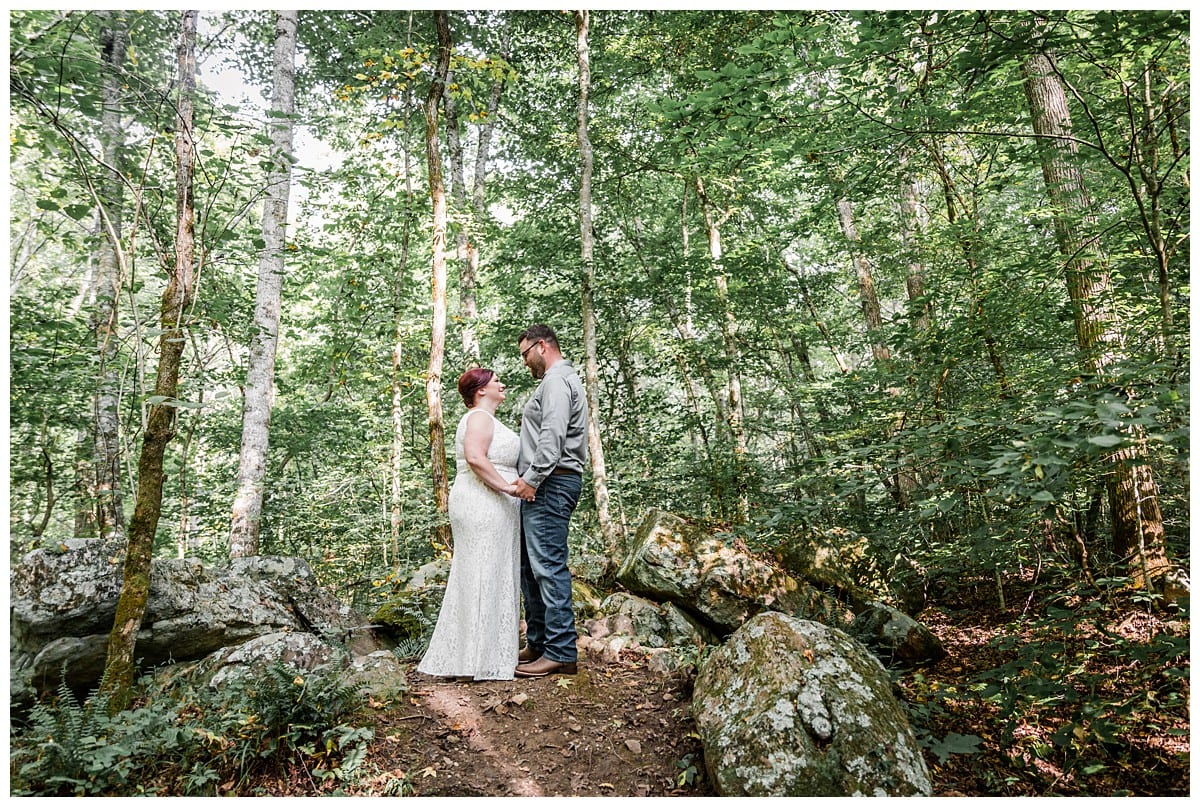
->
[902, 573, 1190, 797]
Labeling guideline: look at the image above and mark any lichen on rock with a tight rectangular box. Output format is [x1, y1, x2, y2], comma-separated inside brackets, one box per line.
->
[692, 611, 932, 797]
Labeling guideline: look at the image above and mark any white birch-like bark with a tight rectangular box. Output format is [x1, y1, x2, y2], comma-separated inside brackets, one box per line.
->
[425, 11, 453, 552]
[390, 13, 417, 567]
[575, 10, 622, 564]
[229, 10, 297, 557]
[93, 10, 128, 540]
[695, 177, 749, 523]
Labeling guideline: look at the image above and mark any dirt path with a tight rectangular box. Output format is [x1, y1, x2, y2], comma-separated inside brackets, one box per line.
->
[351, 652, 712, 797]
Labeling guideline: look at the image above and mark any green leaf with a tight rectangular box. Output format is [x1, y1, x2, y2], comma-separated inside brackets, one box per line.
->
[927, 733, 982, 762]
[1087, 434, 1124, 447]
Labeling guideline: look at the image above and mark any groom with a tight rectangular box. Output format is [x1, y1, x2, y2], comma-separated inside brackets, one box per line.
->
[512, 324, 588, 678]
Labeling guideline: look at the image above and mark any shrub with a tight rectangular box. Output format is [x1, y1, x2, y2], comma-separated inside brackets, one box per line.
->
[12, 680, 190, 796]
[11, 661, 374, 796]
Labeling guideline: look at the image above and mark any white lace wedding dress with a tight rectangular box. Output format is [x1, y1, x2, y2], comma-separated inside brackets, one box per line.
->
[417, 408, 522, 680]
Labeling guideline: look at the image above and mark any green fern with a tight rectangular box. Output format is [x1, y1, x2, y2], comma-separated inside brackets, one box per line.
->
[391, 634, 431, 661]
[12, 676, 185, 796]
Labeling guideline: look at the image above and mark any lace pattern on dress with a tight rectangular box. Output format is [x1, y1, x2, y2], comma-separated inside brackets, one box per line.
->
[416, 409, 522, 680]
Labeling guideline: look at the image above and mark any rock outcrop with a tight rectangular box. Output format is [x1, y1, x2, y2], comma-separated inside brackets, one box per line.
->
[152, 633, 408, 704]
[615, 510, 853, 635]
[851, 601, 945, 667]
[692, 611, 932, 797]
[577, 592, 718, 667]
[594, 592, 716, 648]
[10, 540, 385, 706]
[777, 525, 875, 608]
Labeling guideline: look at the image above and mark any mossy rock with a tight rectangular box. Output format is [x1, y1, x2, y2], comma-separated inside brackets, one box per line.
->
[572, 578, 605, 619]
[372, 588, 445, 640]
[692, 611, 931, 796]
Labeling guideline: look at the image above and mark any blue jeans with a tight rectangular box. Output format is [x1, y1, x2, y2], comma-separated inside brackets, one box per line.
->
[520, 472, 583, 663]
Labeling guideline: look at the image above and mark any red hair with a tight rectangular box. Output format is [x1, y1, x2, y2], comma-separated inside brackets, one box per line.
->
[457, 368, 495, 408]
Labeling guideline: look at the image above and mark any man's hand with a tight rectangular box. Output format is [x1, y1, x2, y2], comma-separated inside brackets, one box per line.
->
[513, 478, 537, 502]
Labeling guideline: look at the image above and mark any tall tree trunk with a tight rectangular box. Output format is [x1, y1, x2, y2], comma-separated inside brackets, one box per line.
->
[695, 177, 749, 523]
[32, 417, 56, 538]
[443, 73, 478, 361]
[624, 210, 726, 456]
[788, 263, 849, 375]
[769, 328, 823, 460]
[1023, 45, 1169, 587]
[93, 10, 128, 541]
[424, 10, 453, 552]
[835, 195, 891, 365]
[99, 9, 198, 712]
[445, 27, 507, 363]
[1137, 67, 1173, 349]
[390, 12, 418, 568]
[229, 10, 297, 558]
[471, 35, 507, 214]
[575, 10, 622, 571]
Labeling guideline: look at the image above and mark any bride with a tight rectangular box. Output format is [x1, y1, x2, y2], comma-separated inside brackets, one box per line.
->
[417, 368, 522, 680]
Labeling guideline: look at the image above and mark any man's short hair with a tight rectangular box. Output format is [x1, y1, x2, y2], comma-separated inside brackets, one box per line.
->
[518, 324, 559, 349]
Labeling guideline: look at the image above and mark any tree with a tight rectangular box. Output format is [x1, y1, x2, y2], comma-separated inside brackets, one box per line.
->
[389, 12, 420, 567]
[229, 9, 298, 558]
[99, 9, 198, 711]
[835, 193, 891, 366]
[694, 176, 750, 523]
[424, 10, 453, 552]
[443, 18, 508, 363]
[91, 10, 129, 541]
[575, 10, 622, 570]
[1022, 33, 1170, 587]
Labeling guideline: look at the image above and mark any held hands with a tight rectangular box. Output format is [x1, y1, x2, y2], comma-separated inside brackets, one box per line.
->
[512, 478, 537, 502]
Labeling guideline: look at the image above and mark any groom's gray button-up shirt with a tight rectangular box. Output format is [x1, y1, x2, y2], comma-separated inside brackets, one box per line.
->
[518, 359, 589, 489]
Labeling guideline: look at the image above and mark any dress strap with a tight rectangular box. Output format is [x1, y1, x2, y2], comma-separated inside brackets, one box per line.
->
[463, 408, 496, 428]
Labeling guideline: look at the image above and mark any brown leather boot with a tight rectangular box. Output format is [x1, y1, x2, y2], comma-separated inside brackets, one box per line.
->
[518, 646, 540, 663]
[514, 657, 578, 678]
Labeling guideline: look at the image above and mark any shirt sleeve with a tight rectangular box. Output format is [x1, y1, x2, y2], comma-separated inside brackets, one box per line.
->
[522, 376, 574, 489]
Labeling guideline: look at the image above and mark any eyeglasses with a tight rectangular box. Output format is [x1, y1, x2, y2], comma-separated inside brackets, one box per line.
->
[520, 340, 543, 359]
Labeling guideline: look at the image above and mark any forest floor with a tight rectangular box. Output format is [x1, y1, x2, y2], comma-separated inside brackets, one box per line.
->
[250, 576, 1189, 797]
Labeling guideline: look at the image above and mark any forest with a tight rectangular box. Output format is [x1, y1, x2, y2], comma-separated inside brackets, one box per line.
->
[7, 8, 1190, 797]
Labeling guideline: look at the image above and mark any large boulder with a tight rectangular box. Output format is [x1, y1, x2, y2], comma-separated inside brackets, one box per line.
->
[10, 540, 380, 704]
[615, 510, 852, 635]
[692, 611, 932, 797]
[851, 601, 945, 667]
[594, 592, 716, 648]
[192, 631, 340, 689]
[150, 639, 408, 706]
[401, 556, 451, 589]
[777, 525, 875, 608]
